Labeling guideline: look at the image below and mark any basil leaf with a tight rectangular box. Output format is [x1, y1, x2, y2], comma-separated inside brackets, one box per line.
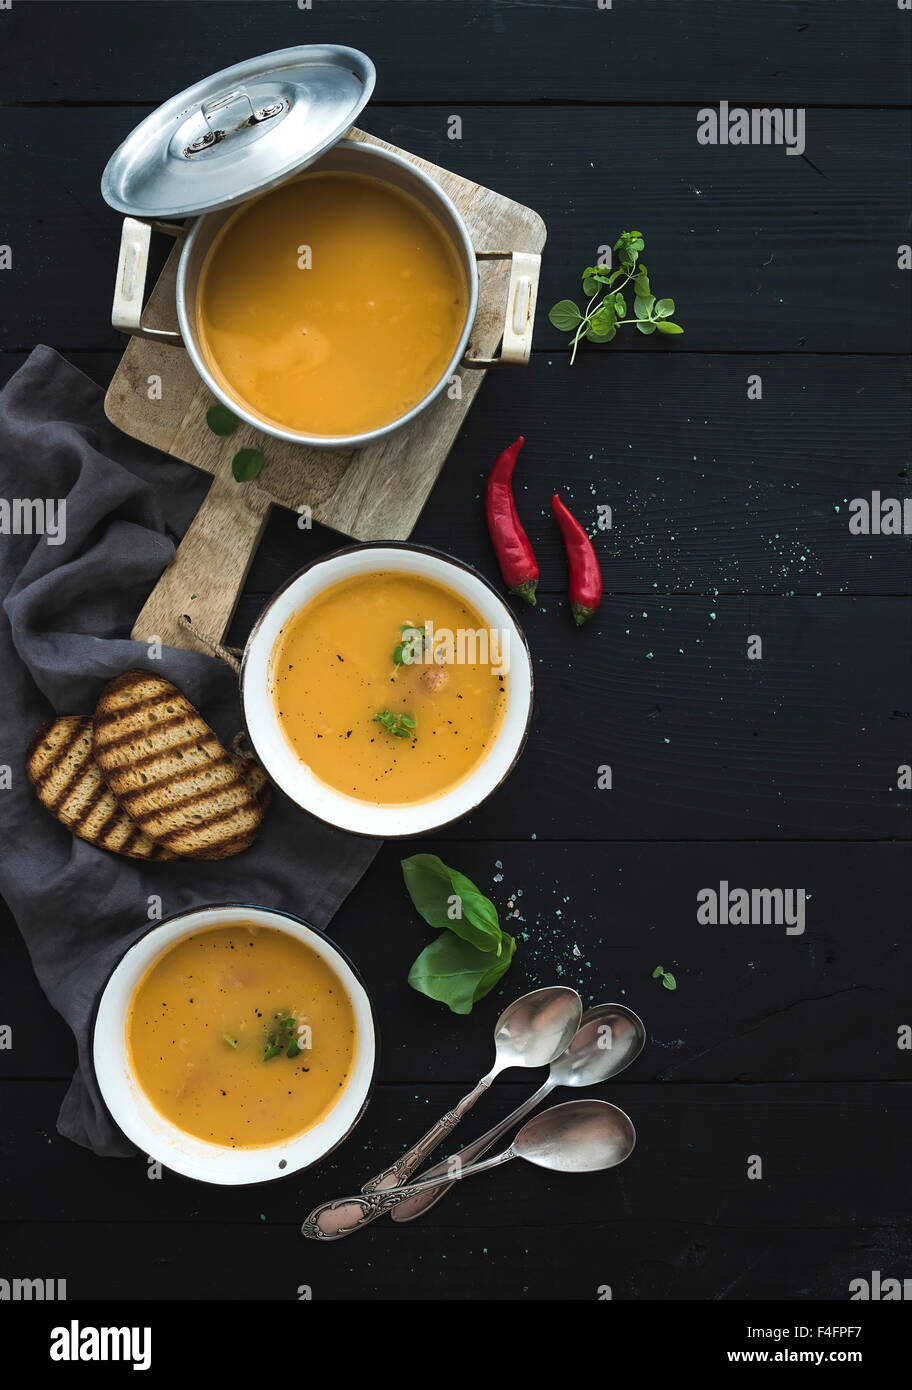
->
[548, 299, 583, 331]
[656, 321, 684, 334]
[470, 931, 516, 1003]
[408, 931, 516, 1015]
[232, 448, 265, 481]
[636, 320, 657, 335]
[451, 878, 502, 951]
[401, 853, 459, 929]
[634, 294, 656, 320]
[655, 298, 675, 318]
[401, 854, 501, 953]
[206, 404, 239, 436]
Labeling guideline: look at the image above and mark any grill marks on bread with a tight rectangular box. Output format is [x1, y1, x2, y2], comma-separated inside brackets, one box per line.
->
[26, 716, 177, 860]
[92, 671, 265, 860]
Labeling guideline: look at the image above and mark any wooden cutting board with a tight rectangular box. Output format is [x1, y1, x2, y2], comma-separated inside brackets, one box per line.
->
[104, 128, 545, 656]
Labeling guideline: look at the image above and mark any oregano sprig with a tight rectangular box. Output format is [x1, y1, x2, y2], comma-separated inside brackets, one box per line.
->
[549, 231, 683, 364]
[392, 621, 427, 671]
[373, 708, 417, 739]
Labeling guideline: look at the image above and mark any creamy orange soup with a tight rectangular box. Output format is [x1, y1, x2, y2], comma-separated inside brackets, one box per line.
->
[196, 170, 468, 436]
[126, 924, 356, 1148]
[271, 572, 508, 804]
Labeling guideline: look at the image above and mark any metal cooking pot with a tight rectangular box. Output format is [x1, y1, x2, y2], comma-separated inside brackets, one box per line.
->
[103, 47, 540, 450]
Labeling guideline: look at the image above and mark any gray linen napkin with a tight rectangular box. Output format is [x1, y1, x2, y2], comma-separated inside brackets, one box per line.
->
[0, 346, 380, 1156]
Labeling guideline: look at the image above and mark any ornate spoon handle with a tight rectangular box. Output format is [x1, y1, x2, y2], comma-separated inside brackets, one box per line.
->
[302, 1150, 513, 1241]
[391, 1077, 555, 1222]
[360, 1074, 493, 1194]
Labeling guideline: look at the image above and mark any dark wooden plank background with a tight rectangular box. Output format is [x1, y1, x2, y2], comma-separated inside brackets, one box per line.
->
[0, 0, 910, 1302]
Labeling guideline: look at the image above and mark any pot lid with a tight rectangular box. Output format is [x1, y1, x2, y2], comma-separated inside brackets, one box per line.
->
[101, 45, 376, 219]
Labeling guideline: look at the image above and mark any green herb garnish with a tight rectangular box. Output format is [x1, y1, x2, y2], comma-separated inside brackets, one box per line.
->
[223, 1034, 238, 1048]
[402, 854, 516, 1015]
[206, 404, 239, 436]
[652, 965, 678, 991]
[206, 404, 265, 479]
[232, 448, 265, 482]
[262, 1012, 300, 1061]
[408, 931, 517, 1017]
[374, 709, 417, 739]
[549, 231, 683, 364]
[393, 621, 426, 669]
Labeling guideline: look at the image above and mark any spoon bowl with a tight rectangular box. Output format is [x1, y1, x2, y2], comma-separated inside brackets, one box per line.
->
[551, 1003, 646, 1089]
[513, 1099, 636, 1173]
[492, 985, 583, 1071]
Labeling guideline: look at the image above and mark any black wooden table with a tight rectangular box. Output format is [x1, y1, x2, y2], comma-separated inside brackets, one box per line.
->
[1, 1, 910, 1303]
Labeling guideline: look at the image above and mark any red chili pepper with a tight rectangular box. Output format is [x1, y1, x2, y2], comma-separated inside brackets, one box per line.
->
[485, 436, 539, 605]
[551, 494, 603, 626]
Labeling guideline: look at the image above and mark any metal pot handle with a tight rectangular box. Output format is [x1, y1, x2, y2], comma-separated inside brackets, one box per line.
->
[112, 216, 185, 344]
[462, 250, 541, 369]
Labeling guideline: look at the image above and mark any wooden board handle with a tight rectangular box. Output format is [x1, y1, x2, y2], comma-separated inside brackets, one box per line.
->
[131, 479, 272, 657]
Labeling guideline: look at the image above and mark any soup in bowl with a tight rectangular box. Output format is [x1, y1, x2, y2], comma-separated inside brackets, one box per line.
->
[241, 545, 534, 837]
[93, 905, 377, 1184]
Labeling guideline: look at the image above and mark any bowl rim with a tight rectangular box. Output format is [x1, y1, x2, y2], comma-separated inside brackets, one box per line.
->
[176, 140, 481, 449]
[91, 902, 380, 1186]
[239, 541, 534, 838]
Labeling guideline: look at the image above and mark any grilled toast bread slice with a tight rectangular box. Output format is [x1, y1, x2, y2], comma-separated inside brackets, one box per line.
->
[93, 671, 267, 860]
[231, 750, 272, 818]
[27, 716, 178, 860]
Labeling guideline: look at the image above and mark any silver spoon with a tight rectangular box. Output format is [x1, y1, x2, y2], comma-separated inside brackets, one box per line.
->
[302, 1099, 636, 1240]
[359, 985, 582, 1196]
[391, 1002, 645, 1222]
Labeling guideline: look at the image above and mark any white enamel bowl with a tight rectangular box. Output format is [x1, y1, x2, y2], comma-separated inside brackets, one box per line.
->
[93, 904, 377, 1185]
[240, 544, 534, 837]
